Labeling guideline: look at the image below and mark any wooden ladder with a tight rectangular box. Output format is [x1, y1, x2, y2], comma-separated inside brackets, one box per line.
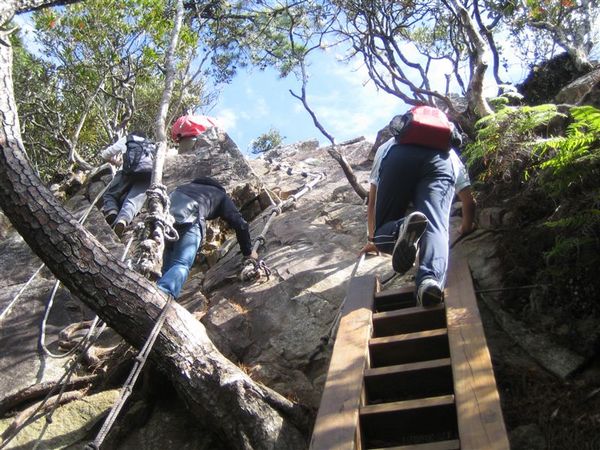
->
[309, 258, 509, 450]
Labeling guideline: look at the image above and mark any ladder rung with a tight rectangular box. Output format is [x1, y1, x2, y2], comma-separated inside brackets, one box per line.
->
[364, 358, 453, 404]
[374, 286, 416, 312]
[370, 439, 461, 450]
[369, 329, 450, 368]
[365, 357, 451, 377]
[361, 395, 455, 415]
[360, 395, 458, 447]
[372, 304, 446, 337]
[375, 285, 414, 298]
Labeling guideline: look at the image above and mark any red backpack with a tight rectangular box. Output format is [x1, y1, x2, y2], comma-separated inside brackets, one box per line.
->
[389, 105, 453, 151]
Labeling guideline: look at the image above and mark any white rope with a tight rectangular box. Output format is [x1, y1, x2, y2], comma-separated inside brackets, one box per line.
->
[0, 176, 112, 324]
[39, 235, 134, 359]
[325, 253, 366, 340]
[85, 295, 174, 450]
[0, 264, 45, 323]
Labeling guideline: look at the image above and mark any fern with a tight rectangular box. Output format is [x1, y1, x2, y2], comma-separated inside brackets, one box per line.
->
[464, 104, 565, 182]
[534, 106, 600, 196]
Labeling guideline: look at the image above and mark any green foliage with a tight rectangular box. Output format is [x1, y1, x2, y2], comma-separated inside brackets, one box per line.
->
[250, 128, 285, 154]
[12, 0, 211, 181]
[533, 106, 600, 196]
[464, 104, 564, 182]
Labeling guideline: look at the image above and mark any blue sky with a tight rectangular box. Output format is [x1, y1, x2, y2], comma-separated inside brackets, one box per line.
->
[209, 54, 403, 155]
[208, 45, 531, 156]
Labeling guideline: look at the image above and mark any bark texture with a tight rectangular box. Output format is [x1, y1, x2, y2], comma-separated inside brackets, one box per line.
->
[0, 32, 306, 450]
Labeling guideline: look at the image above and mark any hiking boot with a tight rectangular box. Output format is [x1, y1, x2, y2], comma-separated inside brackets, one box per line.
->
[104, 210, 118, 226]
[113, 220, 126, 237]
[391, 212, 428, 274]
[418, 278, 444, 307]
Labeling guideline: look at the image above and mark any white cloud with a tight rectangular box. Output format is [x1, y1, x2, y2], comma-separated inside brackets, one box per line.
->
[215, 108, 238, 131]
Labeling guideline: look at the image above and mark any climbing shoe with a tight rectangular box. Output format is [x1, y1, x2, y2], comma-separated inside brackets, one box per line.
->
[391, 211, 428, 274]
[113, 220, 126, 238]
[104, 210, 118, 226]
[417, 278, 444, 307]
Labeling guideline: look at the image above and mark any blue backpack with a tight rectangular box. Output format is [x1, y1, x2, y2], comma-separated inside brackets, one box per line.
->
[122, 134, 156, 175]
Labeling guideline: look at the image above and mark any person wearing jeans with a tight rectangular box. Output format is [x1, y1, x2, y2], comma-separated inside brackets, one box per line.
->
[157, 177, 258, 298]
[360, 136, 475, 306]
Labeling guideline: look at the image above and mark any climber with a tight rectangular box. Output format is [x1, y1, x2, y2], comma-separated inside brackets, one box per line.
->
[360, 106, 476, 306]
[171, 114, 220, 152]
[156, 177, 258, 298]
[101, 130, 156, 237]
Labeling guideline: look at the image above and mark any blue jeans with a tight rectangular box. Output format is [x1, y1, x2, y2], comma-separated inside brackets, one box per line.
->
[373, 145, 456, 288]
[157, 222, 203, 298]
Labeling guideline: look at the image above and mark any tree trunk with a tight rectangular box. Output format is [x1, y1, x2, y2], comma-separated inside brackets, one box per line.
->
[0, 30, 306, 450]
[449, 0, 493, 118]
[135, 0, 184, 278]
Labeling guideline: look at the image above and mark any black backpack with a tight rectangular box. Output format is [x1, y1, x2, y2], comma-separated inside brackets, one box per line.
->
[122, 134, 156, 175]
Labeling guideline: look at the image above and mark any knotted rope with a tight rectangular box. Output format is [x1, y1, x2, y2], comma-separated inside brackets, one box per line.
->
[240, 257, 272, 282]
[135, 183, 178, 279]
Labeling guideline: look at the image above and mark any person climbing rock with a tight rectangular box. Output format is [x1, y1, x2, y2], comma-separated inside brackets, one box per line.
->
[157, 177, 258, 298]
[360, 106, 475, 306]
[101, 131, 156, 237]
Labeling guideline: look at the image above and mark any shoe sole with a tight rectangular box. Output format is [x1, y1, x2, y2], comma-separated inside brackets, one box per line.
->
[420, 285, 444, 307]
[105, 213, 118, 226]
[392, 214, 428, 273]
[113, 222, 126, 237]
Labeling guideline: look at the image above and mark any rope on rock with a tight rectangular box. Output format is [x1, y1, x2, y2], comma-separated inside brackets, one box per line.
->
[0, 320, 108, 450]
[0, 177, 113, 324]
[240, 171, 325, 282]
[324, 253, 365, 342]
[39, 234, 135, 359]
[85, 294, 174, 450]
[0, 227, 135, 448]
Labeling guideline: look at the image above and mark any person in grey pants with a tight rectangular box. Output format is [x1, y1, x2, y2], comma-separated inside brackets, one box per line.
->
[101, 132, 152, 236]
[360, 137, 475, 306]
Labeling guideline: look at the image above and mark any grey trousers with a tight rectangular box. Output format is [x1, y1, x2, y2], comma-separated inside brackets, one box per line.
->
[102, 171, 150, 225]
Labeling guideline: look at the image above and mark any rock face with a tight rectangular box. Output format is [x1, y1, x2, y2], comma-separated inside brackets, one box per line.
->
[0, 128, 510, 447]
[518, 53, 592, 105]
[555, 67, 600, 108]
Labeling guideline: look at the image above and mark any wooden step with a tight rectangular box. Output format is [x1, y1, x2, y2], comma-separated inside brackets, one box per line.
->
[370, 439, 460, 450]
[372, 304, 446, 337]
[360, 395, 458, 448]
[369, 329, 450, 368]
[374, 286, 416, 312]
[364, 358, 453, 404]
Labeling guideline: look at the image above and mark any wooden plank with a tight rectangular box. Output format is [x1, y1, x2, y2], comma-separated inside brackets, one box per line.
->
[361, 394, 455, 415]
[445, 257, 510, 450]
[364, 358, 453, 404]
[360, 395, 458, 446]
[370, 439, 460, 450]
[372, 304, 446, 337]
[369, 329, 449, 367]
[309, 275, 377, 450]
[374, 286, 416, 312]
[365, 358, 451, 377]
[375, 285, 414, 298]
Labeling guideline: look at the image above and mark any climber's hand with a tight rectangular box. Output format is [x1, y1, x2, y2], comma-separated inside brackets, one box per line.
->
[359, 242, 379, 256]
